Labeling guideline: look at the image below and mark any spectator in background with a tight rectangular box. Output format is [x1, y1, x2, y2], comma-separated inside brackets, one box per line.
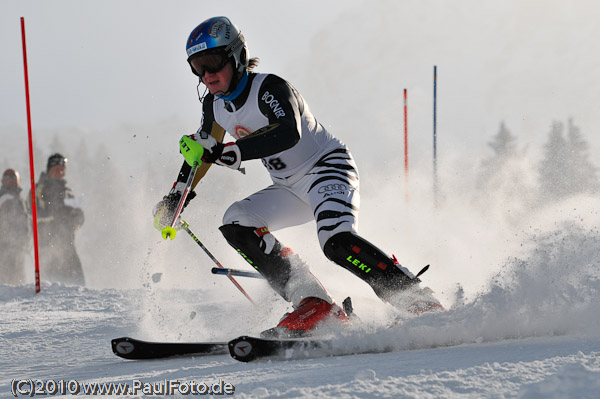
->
[32, 153, 85, 285]
[0, 169, 29, 285]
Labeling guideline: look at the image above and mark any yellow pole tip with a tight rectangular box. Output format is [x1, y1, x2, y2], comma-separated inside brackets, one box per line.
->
[162, 227, 177, 240]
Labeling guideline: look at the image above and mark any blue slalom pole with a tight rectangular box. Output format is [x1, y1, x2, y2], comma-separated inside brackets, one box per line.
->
[433, 65, 439, 208]
[211, 267, 263, 279]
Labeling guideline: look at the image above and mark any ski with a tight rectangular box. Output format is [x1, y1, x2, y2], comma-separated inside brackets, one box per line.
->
[228, 335, 336, 362]
[111, 337, 228, 360]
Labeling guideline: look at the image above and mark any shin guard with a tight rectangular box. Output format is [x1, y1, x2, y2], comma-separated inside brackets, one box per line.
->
[219, 224, 291, 299]
[323, 231, 417, 300]
[219, 224, 331, 305]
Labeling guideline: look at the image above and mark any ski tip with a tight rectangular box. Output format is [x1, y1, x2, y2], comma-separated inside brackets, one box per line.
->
[228, 336, 256, 362]
[111, 337, 137, 359]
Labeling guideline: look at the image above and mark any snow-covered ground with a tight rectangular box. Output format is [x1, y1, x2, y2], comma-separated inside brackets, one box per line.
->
[1, 210, 599, 398]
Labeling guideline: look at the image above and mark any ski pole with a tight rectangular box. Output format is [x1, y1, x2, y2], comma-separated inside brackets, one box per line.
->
[181, 220, 256, 305]
[160, 160, 198, 240]
[159, 135, 206, 240]
[211, 267, 263, 279]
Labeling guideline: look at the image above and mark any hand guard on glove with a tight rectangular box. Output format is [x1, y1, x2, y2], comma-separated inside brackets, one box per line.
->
[190, 131, 242, 171]
[152, 182, 196, 230]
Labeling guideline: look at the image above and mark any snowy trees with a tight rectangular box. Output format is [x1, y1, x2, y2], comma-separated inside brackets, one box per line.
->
[474, 122, 535, 223]
[476, 121, 519, 190]
[474, 118, 599, 221]
[538, 119, 599, 202]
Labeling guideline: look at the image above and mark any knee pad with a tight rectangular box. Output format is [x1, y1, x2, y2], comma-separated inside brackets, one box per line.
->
[222, 201, 267, 227]
[323, 231, 414, 299]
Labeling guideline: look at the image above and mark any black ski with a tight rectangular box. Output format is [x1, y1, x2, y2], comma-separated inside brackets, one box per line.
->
[111, 337, 228, 360]
[228, 335, 335, 362]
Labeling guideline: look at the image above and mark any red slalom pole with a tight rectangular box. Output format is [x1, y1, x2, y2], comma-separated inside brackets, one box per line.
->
[403, 88, 409, 201]
[21, 17, 41, 294]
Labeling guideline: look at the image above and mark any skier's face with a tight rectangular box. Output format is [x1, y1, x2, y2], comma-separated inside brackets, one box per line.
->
[1, 170, 19, 188]
[192, 58, 234, 96]
[48, 165, 66, 180]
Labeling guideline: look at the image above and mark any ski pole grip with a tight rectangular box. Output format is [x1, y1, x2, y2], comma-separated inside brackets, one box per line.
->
[180, 136, 205, 167]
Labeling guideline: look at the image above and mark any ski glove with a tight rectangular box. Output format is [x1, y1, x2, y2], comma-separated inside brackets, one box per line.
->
[205, 142, 242, 170]
[152, 183, 196, 228]
[190, 132, 242, 170]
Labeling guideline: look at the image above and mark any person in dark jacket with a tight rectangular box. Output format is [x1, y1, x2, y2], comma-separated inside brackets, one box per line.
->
[0, 169, 29, 285]
[32, 154, 85, 285]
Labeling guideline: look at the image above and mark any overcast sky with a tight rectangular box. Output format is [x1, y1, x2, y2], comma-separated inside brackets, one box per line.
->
[2, 0, 599, 166]
[1, 1, 358, 127]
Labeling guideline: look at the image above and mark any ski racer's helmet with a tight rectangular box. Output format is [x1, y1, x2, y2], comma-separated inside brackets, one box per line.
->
[47, 153, 67, 172]
[1, 169, 20, 188]
[186, 16, 249, 78]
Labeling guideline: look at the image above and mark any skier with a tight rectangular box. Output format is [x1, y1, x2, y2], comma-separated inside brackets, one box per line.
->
[155, 16, 443, 337]
[31, 154, 85, 285]
[0, 169, 29, 285]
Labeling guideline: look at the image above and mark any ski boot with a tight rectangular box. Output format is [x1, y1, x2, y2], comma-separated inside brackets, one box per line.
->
[389, 256, 444, 315]
[261, 297, 349, 339]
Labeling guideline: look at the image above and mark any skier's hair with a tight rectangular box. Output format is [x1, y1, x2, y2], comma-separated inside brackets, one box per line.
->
[247, 57, 260, 71]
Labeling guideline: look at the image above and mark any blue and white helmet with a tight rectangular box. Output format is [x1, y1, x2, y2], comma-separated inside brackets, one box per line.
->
[186, 16, 249, 76]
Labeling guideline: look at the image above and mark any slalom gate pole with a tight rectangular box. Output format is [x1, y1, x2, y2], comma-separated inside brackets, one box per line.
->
[181, 220, 256, 305]
[403, 88, 409, 202]
[211, 267, 263, 279]
[21, 17, 41, 294]
[433, 65, 439, 208]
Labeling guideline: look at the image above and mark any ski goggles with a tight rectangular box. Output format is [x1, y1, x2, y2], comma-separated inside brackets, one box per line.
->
[189, 52, 230, 77]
